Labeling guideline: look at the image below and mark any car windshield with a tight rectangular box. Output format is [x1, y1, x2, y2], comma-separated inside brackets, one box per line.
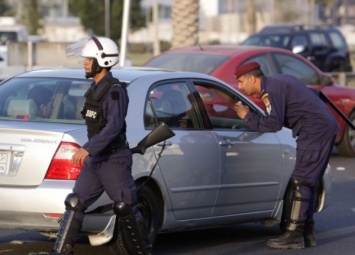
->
[145, 53, 228, 74]
[241, 34, 291, 49]
[0, 77, 91, 124]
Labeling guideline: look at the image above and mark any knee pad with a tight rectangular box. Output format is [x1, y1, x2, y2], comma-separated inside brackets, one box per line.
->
[64, 193, 85, 212]
[113, 202, 132, 217]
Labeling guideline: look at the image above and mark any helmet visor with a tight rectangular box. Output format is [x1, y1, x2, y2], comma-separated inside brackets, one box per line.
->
[65, 37, 91, 64]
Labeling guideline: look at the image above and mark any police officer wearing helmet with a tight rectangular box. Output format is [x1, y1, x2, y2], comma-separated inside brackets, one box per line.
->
[37, 36, 151, 255]
[234, 62, 338, 250]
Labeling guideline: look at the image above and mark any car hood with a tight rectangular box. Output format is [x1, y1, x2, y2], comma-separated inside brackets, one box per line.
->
[0, 121, 85, 186]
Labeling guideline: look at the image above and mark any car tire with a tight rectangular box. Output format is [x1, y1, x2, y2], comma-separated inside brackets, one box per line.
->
[336, 111, 355, 157]
[136, 183, 164, 245]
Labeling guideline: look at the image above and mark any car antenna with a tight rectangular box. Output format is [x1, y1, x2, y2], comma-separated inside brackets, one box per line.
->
[198, 44, 204, 51]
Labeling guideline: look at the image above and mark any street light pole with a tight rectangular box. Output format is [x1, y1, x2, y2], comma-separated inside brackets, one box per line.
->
[120, 0, 131, 66]
[105, 0, 110, 38]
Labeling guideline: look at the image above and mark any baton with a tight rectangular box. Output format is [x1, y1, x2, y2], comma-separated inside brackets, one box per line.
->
[319, 91, 355, 130]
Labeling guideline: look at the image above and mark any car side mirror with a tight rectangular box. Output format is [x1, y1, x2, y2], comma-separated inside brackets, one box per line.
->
[292, 45, 306, 54]
[320, 74, 334, 86]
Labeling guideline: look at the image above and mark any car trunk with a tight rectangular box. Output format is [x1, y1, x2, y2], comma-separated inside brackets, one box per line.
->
[0, 121, 76, 186]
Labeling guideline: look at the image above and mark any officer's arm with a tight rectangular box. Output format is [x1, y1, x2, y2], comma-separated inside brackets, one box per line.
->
[243, 92, 285, 132]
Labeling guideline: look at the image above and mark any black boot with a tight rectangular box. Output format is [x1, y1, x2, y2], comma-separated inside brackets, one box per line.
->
[29, 193, 84, 255]
[112, 202, 149, 255]
[267, 226, 305, 249]
[267, 179, 311, 249]
[303, 221, 317, 247]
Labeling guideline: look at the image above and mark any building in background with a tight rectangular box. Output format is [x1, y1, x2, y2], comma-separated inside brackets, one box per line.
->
[133, 0, 355, 45]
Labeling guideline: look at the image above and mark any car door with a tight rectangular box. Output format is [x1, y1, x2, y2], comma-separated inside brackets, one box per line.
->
[191, 81, 284, 217]
[144, 80, 220, 220]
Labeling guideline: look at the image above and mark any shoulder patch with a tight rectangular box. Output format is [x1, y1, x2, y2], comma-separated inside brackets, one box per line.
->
[261, 93, 272, 115]
[111, 91, 120, 101]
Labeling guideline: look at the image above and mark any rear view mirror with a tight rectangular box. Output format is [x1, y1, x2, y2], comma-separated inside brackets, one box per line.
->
[319, 74, 334, 86]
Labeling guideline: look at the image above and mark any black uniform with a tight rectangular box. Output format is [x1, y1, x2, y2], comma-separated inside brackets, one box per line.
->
[243, 74, 338, 239]
[48, 72, 147, 255]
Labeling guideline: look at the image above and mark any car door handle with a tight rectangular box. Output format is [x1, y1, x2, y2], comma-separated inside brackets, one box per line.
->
[219, 140, 235, 146]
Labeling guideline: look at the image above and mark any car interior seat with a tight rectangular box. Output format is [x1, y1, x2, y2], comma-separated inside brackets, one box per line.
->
[156, 90, 191, 128]
[7, 98, 38, 118]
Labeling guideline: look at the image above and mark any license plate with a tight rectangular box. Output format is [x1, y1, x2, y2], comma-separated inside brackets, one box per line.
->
[0, 151, 11, 175]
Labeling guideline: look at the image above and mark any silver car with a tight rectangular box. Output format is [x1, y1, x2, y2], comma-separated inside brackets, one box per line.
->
[0, 67, 331, 248]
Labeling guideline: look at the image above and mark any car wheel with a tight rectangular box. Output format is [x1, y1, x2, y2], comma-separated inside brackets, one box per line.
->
[336, 111, 355, 157]
[137, 183, 164, 245]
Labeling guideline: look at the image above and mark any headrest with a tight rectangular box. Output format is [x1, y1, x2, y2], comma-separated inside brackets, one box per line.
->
[7, 99, 38, 118]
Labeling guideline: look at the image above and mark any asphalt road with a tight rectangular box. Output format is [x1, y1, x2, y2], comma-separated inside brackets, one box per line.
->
[0, 152, 354, 255]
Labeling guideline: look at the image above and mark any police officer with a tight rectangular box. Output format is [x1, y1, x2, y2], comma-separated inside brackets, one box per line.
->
[37, 36, 150, 255]
[233, 62, 338, 249]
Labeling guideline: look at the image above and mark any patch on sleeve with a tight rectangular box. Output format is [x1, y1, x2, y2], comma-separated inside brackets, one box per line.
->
[111, 91, 120, 101]
[261, 93, 272, 115]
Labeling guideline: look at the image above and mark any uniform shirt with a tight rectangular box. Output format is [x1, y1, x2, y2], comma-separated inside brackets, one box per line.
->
[243, 74, 339, 150]
[82, 72, 130, 159]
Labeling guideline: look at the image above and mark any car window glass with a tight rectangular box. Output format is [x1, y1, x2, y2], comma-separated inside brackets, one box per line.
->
[0, 77, 90, 123]
[291, 34, 308, 48]
[328, 31, 346, 48]
[194, 83, 254, 130]
[309, 32, 327, 46]
[242, 55, 273, 77]
[145, 82, 199, 129]
[145, 53, 227, 74]
[273, 53, 320, 85]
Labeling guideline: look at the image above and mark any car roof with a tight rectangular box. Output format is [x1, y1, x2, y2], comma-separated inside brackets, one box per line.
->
[147, 45, 293, 58]
[258, 24, 341, 35]
[10, 66, 226, 85]
[14, 66, 170, 80]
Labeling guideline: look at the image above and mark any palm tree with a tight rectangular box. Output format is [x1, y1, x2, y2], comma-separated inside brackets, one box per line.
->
[171, 0, 199, 49]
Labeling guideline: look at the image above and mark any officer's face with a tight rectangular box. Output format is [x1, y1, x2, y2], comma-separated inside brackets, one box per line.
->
[83, 57, 94, 73]
[237, 74, 257, 96]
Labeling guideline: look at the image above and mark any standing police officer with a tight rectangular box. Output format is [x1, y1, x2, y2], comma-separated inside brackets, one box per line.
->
[36, 36, 150, 255]
[234, 62, 338, 249]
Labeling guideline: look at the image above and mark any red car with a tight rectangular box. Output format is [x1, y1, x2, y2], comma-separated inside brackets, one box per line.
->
[144, 45, 355, 157]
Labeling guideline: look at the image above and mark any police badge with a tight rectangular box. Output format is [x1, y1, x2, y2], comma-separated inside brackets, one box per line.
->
[261, 93, 272, 115]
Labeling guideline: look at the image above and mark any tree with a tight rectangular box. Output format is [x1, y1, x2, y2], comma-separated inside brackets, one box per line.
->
[23, 0, 42, 35]
[171, 0, 199, 49]
[68, 0, 145, 42]
[0, 0, 13, 16]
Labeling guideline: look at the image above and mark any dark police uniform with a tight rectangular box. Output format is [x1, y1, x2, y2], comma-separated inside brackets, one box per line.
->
[243, 74, 338, 185]
[242, 73, 338, 248]
[73, 72, 141, 220]
[55, 72, 145, 254]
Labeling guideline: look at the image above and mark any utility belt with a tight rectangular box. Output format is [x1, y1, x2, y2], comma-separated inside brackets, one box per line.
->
[103, 133, 129, 154]
[101, 140, 129, 155]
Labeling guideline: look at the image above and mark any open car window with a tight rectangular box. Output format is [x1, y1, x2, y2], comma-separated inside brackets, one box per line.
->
[193, 82, 258, 130]
[144, 81, 201, 129]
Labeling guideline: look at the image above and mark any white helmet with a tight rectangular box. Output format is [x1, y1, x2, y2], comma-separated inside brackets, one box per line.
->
[81, 36, 119, 68]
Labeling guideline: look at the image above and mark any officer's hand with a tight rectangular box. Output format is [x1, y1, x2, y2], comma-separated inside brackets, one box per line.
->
[72, 148, 89, 167]
[234, 102, 249, 119]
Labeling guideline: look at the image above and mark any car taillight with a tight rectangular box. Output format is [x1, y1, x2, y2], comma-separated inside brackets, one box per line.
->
[45, 142, 82, 180]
